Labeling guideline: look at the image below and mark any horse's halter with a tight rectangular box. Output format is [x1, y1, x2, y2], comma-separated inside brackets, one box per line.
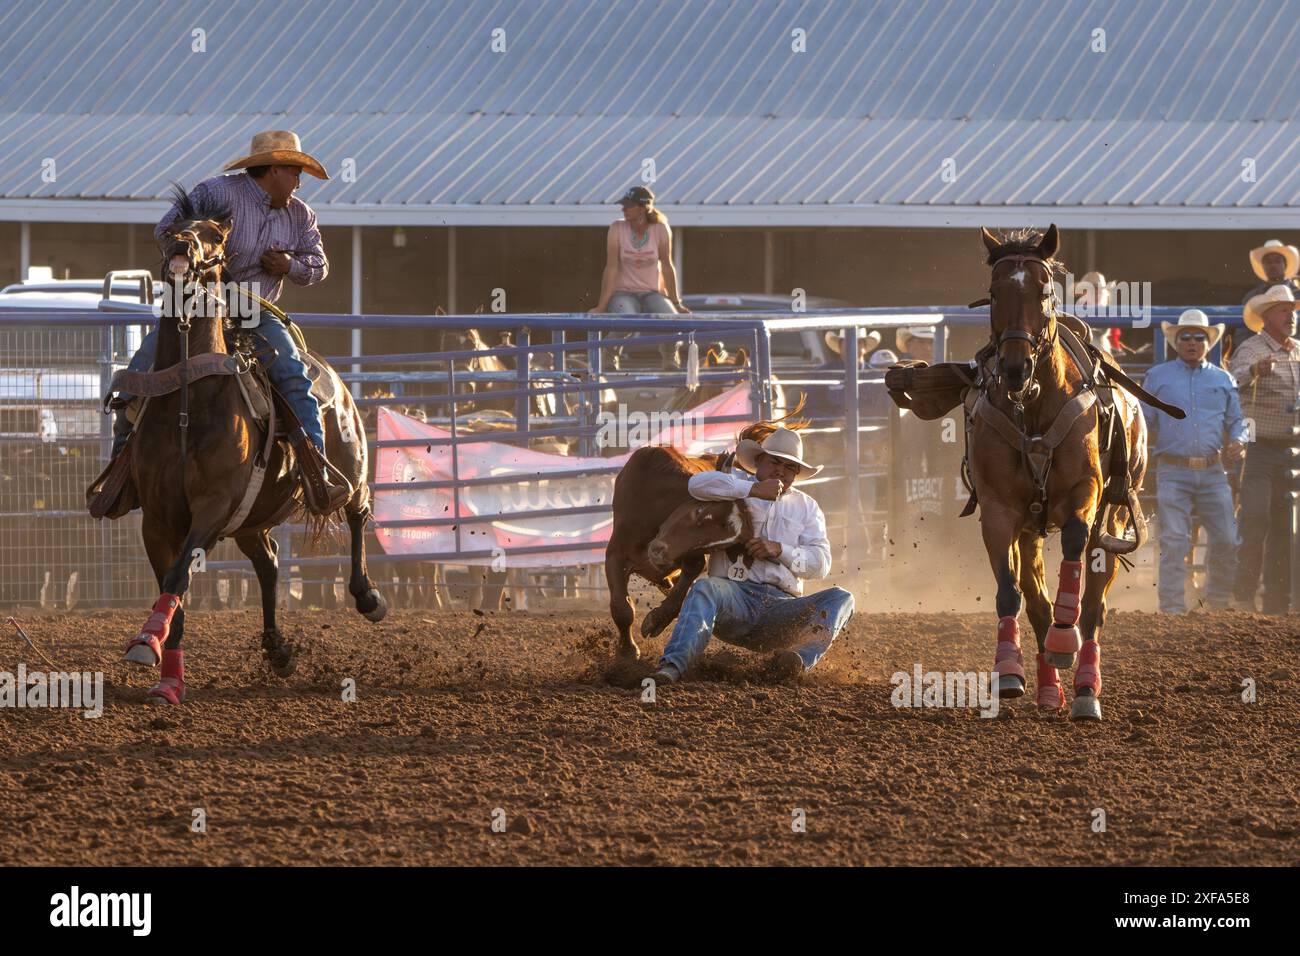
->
[159, 223, 230, 464]
[986, 253, 1058, 405]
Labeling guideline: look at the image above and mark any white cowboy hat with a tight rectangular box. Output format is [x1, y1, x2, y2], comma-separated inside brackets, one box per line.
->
[736, 427, 822, 480]
[898, 326, 935, 346]
[1161, 309, 1224, 349]
[1244, 284, 1297, 333]
[223, 130, 329, 180]
[867, 348, 899, 369]
[824, 328, 882, 355]
[1249, 239, 1299, 281]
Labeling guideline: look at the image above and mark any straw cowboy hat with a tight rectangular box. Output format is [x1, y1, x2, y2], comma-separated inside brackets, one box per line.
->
[1243, 284, 1297, 333]
[898, 325, 935, 349]
[736, 427, 823, 480]
[223, 130, 329, 180]
[1249, 239, 1299, 281]
[824, 328, 882, 355]
[1161, 309, 1224, 349]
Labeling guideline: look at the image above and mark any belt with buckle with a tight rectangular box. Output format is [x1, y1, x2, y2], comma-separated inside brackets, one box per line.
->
[1158, 452, 1220, 470]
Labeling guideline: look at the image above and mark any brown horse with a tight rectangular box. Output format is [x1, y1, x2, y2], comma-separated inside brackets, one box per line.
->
[966, 225, 1151, 721]
[118, 187, 386, 704]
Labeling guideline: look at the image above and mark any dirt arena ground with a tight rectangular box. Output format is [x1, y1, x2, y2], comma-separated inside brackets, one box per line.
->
[1, 605, 1296, 866]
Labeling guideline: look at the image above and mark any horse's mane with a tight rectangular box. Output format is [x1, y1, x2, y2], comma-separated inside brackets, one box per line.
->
[983, 228, 1066, 277]
[167, 181, 231, 224]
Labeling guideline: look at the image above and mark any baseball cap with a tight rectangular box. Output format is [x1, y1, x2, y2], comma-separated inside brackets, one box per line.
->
[619, 185, 655, 206]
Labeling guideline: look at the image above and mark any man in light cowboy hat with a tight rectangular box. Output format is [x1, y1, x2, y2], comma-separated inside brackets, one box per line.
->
[803, 328, 883, 422]
[897, 325, 935, 364]
[108, 130, 349, 513]
[651, 427, 855, 684]
[1229, 285, 1300, 613]
[1241, 239, 1300, 304]
[1140, 310, 1246, 613]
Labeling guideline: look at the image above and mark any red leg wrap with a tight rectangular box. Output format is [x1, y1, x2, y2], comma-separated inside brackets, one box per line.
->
[1053, 560, 1083, 626]
[141, 593, 181, 643]
[1035, 652, 1065, 709]
[148, 649, 186, 705]
[993, 616, 1024, 680]
[1074, 640, 1101, 694]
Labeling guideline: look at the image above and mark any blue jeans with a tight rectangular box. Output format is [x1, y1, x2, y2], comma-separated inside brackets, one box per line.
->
[1234, 441, 1293, 612]
[658, 577, 855, 679]
[123, 320, 325, 451]
[1155, 463, 1238, 613]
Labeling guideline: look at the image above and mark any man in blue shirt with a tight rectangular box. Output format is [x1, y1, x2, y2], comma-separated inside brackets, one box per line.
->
[1141, 310, 1247, 613]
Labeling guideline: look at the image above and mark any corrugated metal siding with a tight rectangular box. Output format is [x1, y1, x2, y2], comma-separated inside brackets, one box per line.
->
[0, 0, 1297, 209]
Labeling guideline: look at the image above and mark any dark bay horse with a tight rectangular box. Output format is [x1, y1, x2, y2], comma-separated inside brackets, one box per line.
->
[967, 225, 1150, 721]
[120, 186, 386, 704]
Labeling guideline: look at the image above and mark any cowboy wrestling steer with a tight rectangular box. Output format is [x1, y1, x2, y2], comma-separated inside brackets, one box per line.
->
[647, 428, 855, 684]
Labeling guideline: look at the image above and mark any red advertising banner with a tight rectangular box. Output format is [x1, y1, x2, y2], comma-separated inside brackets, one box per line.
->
[373, 384, 753, 566]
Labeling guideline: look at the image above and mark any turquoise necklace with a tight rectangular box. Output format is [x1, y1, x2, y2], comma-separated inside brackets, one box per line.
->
[629, 223, 650, 249]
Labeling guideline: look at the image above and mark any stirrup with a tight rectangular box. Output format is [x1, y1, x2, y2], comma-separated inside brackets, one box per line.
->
[291, 429, 353, 515]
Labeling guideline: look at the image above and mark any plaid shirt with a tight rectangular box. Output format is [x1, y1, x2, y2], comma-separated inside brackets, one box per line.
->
[154, 173, 327, 303]
[1227, 331, 1300, 441]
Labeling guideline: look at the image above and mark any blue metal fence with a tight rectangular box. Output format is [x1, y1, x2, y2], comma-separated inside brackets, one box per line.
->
[0, 306, 923, 609]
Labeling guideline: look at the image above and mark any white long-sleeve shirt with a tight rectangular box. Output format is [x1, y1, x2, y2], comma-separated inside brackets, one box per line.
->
[686, 470, 832, 596]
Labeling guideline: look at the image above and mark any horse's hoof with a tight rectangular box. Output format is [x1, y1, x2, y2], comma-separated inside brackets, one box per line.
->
[997, 674, 1025, 698]
[269, 654, 296, 679]
[616, 641, 641, 662]
[1070, 694, 1102, 721]
[123, 640, 161, 667]
[1044, 625, 1081, 670]
[640, 611, 663, 639]
[359, 589, 388, 623]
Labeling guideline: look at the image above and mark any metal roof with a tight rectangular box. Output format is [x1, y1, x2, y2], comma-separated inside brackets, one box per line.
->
[1, 0, 1297, 227]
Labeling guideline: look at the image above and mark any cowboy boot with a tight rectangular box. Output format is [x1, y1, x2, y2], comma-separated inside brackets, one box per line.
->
[86, 400, 140, 519]
[290, 426, 353, 515]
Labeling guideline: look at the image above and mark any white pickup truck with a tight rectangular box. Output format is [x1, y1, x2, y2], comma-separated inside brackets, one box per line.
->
[0, 271, 154, 446]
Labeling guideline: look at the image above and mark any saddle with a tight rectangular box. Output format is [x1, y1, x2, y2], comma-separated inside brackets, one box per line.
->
[87, 337, 340, 522]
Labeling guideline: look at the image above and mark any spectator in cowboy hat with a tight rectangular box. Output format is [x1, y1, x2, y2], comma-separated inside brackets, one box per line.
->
[1141, 310, 1245, 613]
[1074, 270, 1125, 355]
[803, 328, 882, 422]
[1229, 285, 1300, 613]
[651, 427, 854, 684]
[897, 326, 935, 364]
[1241, 239, 1300, 304]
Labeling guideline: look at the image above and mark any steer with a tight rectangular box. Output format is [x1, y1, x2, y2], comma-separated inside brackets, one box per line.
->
[605, 414, 803, 660]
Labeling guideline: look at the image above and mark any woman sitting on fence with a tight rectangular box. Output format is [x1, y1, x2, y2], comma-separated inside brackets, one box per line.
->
[588, 185, 689, 370]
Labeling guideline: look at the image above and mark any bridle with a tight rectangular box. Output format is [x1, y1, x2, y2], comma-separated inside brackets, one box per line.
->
[984, 253, 1059, 405]
[159, 225, 230, 464]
